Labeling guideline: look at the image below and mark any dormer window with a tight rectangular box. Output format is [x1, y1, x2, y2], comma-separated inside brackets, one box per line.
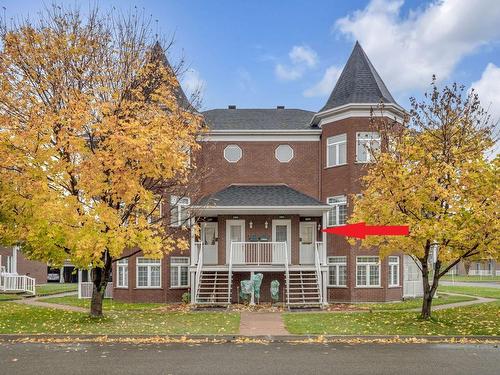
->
[223, 145, 242, 163]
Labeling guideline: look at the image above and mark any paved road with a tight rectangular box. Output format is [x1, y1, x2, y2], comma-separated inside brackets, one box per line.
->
[441, 281, 500, 289]
[0, 341, 499, 374]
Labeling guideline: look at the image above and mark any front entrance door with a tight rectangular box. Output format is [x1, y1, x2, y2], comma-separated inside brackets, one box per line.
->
[226, 220, 245, 264]
[299, 222, 316, 264]
[202, 222, 218, 264]
[272, 219, 291, 264]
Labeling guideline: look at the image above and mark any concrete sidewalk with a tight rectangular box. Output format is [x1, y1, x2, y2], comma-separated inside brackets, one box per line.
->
[13, 291, 86, 313]
[239, 311, 289, 336]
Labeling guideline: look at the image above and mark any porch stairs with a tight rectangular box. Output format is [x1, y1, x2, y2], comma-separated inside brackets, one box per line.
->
[194, 270, 230, 306]
[286, 270, 322, 308]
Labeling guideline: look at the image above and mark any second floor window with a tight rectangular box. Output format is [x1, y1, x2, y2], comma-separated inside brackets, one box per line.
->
[327, 134, 347, 167]
[356, 132, 380, 163]
[327, 195, 347, 226]
[170, 196, 190, 227]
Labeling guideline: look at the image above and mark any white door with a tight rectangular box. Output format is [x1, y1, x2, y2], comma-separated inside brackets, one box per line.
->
[272, 220, 291, 264]
[299, 222, 316, 264]
[202, 222, 218, 265]
[226, 220, 245, 264]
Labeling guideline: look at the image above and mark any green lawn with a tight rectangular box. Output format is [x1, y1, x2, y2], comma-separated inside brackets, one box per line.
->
[42, 295, 161, 311]
[284, 301, 500, 336]
[357, 294, 475, 311]
[36, 283, 78, 296]
[438, 285, 500, 299]
[0, 302, 240, 335]
[441, 275, 500, 282]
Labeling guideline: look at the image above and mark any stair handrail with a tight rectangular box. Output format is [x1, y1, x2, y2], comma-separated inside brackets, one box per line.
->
[228, 241, 234, 304]
[194, 243, 204, 303]
[284, 242, 290, 307]
[314, 243, 323, 305]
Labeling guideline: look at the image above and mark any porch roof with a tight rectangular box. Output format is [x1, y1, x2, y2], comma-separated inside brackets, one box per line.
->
[192, 185, 330, 216]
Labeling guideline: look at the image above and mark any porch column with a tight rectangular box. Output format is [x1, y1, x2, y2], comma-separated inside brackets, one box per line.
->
[190, 216, 197, 266]
[321, 211, 328, 264]
[250, 271, 255, 305]
[190, 271, 196, 304]
[59, 267, 64, 283]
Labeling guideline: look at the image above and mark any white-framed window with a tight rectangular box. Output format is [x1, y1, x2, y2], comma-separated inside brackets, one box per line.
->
[326, 134, 347, 167]
[116, 259, 128, 288]
[327, 195, 347, 227]
[388, 256, 400, 287]
[148, 196, 163, 224]
[136, 258, 161, 288]
[223, 144, 242, 163]
[328, 256, 347, 287]
[275, 144, 294, 163]
[170, 257, 189, 288]
[356, 132, 380, 163]
[356, 256, 380, 287]
[170, 196, 190, 227]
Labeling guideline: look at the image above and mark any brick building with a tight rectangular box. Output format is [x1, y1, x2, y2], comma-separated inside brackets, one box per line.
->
[113, 42, 423, 306]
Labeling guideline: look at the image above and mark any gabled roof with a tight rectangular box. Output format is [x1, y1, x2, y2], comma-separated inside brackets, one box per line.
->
[320, 41, 397, 112]
[195, 185, 326, 207]
[202, 109, 315, 131]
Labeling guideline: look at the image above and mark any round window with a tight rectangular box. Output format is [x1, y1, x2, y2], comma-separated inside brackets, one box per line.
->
[275, 145, 294, 163]
[224, 145, 242, 163]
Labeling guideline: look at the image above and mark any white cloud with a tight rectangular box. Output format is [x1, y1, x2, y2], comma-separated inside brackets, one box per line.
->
[303, 65, 342, 97]
[334, 0, 500, 92]
[275, 45, 318, 81]
[181, 68, 205, 97]
[471, 63, 500, 125]
[289, 45, 318, 68]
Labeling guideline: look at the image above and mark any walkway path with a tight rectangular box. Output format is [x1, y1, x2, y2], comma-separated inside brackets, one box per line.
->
[440, 281, 500, 289]
[406, 292, 496, 312]
[13, 291, 86, 313]
[239, 312, 289, 336]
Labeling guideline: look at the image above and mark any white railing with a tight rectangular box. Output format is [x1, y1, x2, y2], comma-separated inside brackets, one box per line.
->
[78, 282, 113, 299]
[468, 270, 493, 276]
[314, 242, 323, 305]
[284, 244, 290, 307]
[230, 242, 288, 265]
[0, 274, 36, 295]
[194, 242, 204, 303]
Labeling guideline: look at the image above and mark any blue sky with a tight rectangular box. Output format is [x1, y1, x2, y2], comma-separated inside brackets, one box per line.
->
[2, 0, 500, 118]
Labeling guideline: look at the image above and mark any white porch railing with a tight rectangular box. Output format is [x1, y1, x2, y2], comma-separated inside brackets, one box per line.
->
[78, 282, 113, 299]
[194, 242, 204, 303]
[230, 242, 288, 265]
[314, 242, 323, 305]
[0, 273, 36, 295]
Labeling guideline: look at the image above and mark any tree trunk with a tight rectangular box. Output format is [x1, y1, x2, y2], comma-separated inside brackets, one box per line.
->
[420, 247, 441, 320]
[90, 251, 113, 317]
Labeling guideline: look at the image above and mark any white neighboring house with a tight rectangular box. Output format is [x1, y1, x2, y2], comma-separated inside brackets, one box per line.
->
[403, 255, 423, 298]
[77, 268, 113, 299]
[0, 247, 36, 295]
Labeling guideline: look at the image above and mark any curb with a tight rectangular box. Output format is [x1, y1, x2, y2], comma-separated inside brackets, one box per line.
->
[1, 334, 499, 344]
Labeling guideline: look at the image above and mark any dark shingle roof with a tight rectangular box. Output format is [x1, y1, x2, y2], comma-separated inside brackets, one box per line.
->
[202, 109, 315, 130]
[196, 185, 326, 207]
[320, 41, 397, 112]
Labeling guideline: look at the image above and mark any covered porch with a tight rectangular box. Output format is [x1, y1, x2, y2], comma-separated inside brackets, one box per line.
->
[189, 184, 330, 307]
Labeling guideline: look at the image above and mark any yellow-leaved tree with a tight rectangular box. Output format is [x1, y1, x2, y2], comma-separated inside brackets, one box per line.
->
[0, 6, 203, 316]
[351, 79, 499, 319]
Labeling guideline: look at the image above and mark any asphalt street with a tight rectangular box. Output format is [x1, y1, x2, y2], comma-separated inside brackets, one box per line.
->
[0, 341, 499, 375]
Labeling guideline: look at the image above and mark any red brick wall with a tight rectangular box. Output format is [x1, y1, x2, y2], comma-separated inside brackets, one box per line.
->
[0, 246, 47, 284]
[198, 141, 321, 199]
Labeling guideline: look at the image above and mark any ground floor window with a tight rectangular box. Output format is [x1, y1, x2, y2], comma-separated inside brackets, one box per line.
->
[356, 256, 380, 287]
[170, 257, 189, 288]
[136, 258, 161, 288]
[116, 259, 128, 288]
[388, 256, 400, 287]
[328, 256, 347, 287]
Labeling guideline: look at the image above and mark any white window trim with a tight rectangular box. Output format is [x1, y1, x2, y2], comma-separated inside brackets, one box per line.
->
[328, 256, 347, 287]
[275, 144, 294, 163]
[136, 258, 162, 289]
[170, 257, 190, 289]
[356, 132, 381, 163]
[223, 144, 242, 163]
[170, 196, 191, 228]
[388, 256, 400, 287]
[116, 259, 129, 288]
[356, 256, 381, 288]
[327, 195, 347, 227]
[326, 134, 347, 168]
